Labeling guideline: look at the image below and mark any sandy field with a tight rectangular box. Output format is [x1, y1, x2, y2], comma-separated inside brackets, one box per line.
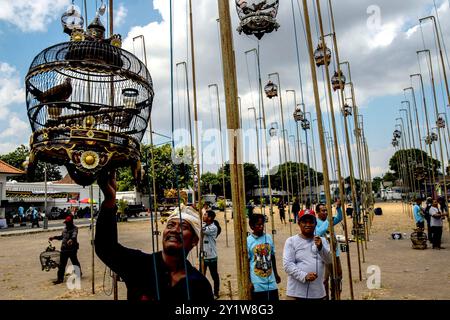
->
[0, 201, 449, 300]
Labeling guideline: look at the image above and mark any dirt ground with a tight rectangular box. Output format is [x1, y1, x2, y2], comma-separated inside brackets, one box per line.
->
[0, 201, 449, 300]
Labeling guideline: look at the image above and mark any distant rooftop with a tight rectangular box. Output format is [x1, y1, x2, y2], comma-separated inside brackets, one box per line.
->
[0, 160, 25, 175]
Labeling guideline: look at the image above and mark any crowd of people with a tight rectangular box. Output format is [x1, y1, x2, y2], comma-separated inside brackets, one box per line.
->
[46, 170, 449, 301]
[90, 168, 344, 301]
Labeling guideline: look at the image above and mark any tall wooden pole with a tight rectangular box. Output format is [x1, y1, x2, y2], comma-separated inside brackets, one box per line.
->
[108, 0, 119, 299]
[411, 73, 437, 193]
[210, 84, 229, 248]
[188, 0, 203, 211]
[326, 0, 357, 293]
[418, 50, 449, 220]
[301, 0, 338, 292]
[217, 0, 250, 300]
[339, 62, 362, 281]
[269, 73, 293, 232]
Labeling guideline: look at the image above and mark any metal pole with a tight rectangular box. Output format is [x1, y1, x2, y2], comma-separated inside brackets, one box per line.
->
[304, 112, 313, 204]
[90, 184, 95, 294]
[339, 63, 363, 281]
[404, 88, 428, 196]
[269, 73, 293, 231]
[245, 47, 275, 236]
[248, 107, 264, 215]
[44, 165, 48, 230]
[210, 84, 229, 247]
[411, 73, 437, 193]
[418, 50, 449, 208]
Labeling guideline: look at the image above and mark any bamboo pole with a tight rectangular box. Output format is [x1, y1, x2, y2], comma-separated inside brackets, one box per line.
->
[339, 63, 363, 281]
[315, 0, 353, 299]
[411, 73, 437, 193]
[404, 88, 428, 196]
[209, 84, 229, 247]
[269, 73, 293, 230]
[301, 0, 339, 293]
[217, 0, 250, 300]
[418, 50, 449, 210]
[248, 107, 264, 216]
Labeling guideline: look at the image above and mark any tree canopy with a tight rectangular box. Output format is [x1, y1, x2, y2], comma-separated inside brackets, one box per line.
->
[0, 145, 62, 182]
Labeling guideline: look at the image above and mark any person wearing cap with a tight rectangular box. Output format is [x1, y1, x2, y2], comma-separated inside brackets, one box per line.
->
[95, 170, 213, 301]
[283, 209, 331, 300]
[49, 214, 81, 284]
[315, 199, 343, 300]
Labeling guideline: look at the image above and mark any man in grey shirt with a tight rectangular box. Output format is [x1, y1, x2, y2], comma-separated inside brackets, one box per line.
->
[202, 210, 220, 299]
[283, 209, 331, 300]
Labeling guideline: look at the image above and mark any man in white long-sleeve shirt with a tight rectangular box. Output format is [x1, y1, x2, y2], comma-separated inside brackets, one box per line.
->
[283, 209, 331, 300]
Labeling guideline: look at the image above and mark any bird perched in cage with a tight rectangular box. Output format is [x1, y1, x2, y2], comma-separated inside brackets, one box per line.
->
[28, 78, 73, 103]
[252, 0, 268, 11]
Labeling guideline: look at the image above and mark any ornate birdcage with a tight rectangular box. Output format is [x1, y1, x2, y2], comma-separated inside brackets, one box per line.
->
[331, 70, 346, 91]
[414, 164, 426, 180]
[392, 138, 399, 147]
[269, 127, 277, 137]
[436, 116, 446, 129]
[393, 130, 402, 139]
[269, 122, 278, 137]
[236, 0, 280, 40]
[425, 135, 433, 145]
[264, 80, 278, 99]
[314, 42, 332, 67]
[301, 119, 310, 130]
[293, 106, 304, 122]
[343, 104, 352, 117]
[25, 4, 154, 186]
[431, 132, 438, 141]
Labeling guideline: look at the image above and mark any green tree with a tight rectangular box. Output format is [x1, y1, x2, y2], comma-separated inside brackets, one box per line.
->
[0, 145, 62, 182]
[372, 177, 383, 193]
[132, 144, 193, 197]
[218, 162, 260, 197]
[389, 149, 439, 190]
[201, 172, 221, 195]
[270, 162, 323, 194]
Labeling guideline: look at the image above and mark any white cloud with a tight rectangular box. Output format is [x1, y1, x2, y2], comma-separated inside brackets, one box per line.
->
[0, 0, 70, 32]
[0, 115, 29, 139]
[114, 3, 128, 27]
[0, 62, 24, 120]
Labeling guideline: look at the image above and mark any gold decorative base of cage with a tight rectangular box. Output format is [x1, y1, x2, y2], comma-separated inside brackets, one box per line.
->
[28, 126, 142, 186]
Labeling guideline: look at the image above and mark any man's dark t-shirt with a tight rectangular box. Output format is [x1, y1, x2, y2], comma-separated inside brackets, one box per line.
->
[95, 205, 213, 301]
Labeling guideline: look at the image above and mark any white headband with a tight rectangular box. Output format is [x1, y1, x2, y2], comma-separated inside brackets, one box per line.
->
[167, 204, 201, 240]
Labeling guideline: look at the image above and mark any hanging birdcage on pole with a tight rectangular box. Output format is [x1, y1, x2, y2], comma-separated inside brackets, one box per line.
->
[393, 130, 402, 139]
[301, 119, 311, 130]
[264, 80, 278, 99]
[343, 104, 352, 117]
[425, 135, 433, 145]
[331, 70, 346, 91]
[293, 106, 305, 122]
[314, 42, 332, 67]
[414, 164, 426, 181]
[431, 132, 439, 142]
[236, 0, 280, 40]
[392, 138, 399, 147]
[25, 3, 154, 186]
[436, 116, 446, 129]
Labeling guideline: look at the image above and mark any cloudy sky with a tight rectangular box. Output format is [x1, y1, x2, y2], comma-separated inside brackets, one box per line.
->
[1, 0, 450, 180]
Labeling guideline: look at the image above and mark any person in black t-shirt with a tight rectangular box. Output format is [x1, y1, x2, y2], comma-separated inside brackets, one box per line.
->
[95, 170, 213, 301]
